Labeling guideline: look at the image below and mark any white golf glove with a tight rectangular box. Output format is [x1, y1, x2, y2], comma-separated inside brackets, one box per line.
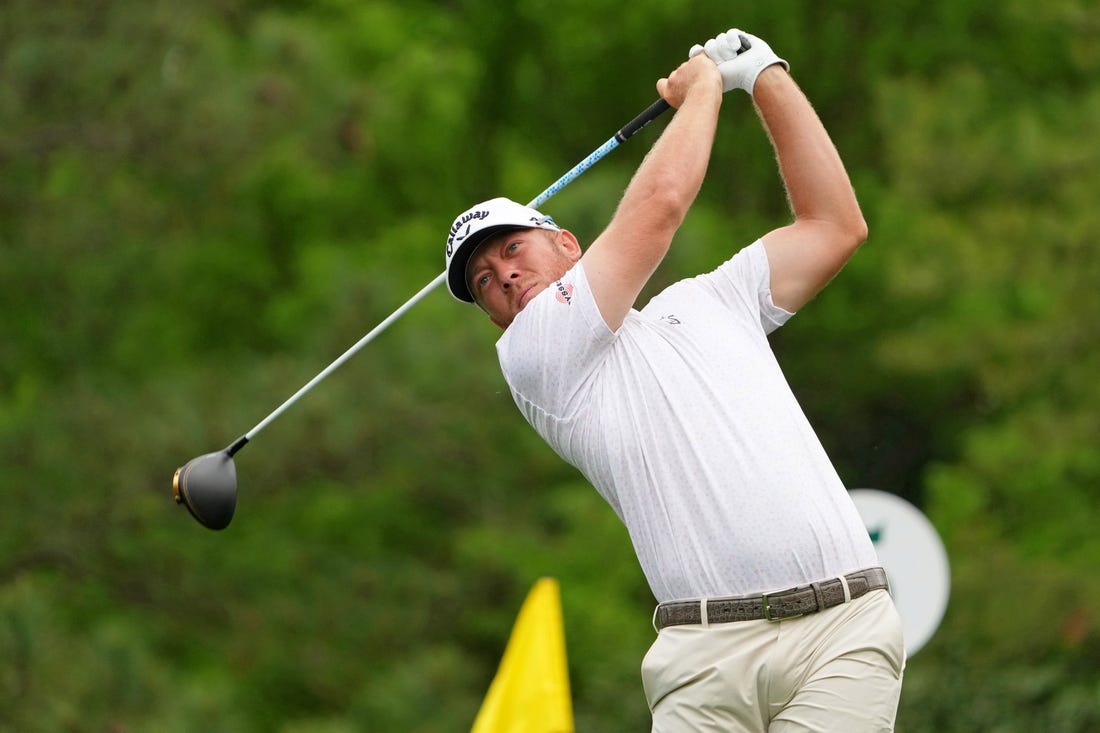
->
[689, 29, 789, 95]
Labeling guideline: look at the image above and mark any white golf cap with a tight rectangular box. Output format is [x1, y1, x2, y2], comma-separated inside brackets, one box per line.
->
[445, 197, 560, 303]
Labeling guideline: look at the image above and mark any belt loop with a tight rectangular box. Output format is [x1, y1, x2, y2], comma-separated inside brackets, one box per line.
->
[811, 581, 826, 611]
[652, 604, 661, 634]
[836, 574, 852, 604]
[699, 598, 709, 628]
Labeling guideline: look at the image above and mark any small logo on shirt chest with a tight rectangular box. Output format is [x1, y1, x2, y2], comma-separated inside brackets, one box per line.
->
[554, 282, 574, 305]
[659, 314, 681, 325]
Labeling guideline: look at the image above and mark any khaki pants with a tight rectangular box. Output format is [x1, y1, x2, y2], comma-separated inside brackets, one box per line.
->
[642, 589, 905, 732]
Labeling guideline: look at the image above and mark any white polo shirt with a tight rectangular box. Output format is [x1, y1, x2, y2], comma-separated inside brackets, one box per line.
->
[496, 241, 877, 603]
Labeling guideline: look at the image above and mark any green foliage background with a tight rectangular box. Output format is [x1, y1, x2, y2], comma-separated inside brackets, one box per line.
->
[2, 0, 1098, 730]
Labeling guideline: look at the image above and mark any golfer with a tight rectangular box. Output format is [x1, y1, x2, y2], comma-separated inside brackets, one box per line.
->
[445, 29, 904, 732]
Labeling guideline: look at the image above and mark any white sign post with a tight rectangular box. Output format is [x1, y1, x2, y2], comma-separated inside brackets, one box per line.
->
[849, 489, 950, 657]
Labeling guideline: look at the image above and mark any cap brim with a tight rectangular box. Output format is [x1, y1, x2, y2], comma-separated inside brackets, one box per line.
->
[447, 225, 524, 303]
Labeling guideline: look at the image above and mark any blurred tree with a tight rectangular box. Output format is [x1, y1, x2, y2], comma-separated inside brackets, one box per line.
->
[2, 0, 1099, 730]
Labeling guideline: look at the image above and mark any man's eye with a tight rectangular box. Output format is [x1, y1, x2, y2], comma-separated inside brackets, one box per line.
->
[507, 241, 519, 252]
[477, 274, 490, 288]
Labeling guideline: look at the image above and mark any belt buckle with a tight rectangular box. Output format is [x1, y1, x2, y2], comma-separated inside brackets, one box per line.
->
[762, 592, 803, 623]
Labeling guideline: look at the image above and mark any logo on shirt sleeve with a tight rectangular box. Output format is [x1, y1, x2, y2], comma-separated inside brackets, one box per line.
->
[554, 281, 574, 305]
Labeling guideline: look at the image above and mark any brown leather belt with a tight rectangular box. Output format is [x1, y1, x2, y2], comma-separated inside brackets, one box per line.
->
[654, 567, 889, 630]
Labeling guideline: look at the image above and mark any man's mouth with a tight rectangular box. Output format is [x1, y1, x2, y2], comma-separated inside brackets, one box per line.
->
[517, 285, 539, 310]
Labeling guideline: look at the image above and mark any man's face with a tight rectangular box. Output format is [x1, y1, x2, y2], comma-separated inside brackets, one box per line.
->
[466, 227, 581, 329]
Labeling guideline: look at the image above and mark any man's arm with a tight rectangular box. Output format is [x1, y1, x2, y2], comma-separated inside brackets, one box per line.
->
[754, 66, 868, 312]
[580, 55, 723, 331]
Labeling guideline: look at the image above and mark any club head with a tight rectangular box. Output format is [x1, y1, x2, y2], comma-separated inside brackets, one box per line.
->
[172, 450, 237, 530]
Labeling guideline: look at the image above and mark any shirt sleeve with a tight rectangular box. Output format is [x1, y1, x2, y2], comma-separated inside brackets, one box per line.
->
[495, 261, 615, 425]
[681, 239, 794, 334]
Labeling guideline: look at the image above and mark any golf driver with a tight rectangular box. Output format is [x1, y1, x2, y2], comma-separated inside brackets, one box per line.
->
[173, 97, 672, 530]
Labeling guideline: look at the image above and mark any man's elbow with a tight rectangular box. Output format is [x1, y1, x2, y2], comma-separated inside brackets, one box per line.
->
[849, 213, 869, 250]
[837, 209, 868, 256]
[633, 182, 694, 232]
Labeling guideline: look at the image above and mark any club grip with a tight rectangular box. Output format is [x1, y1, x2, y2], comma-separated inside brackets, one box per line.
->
[615, 98, 672, 143]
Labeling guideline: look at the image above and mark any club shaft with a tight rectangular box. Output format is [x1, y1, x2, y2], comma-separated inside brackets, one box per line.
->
[234, 97, 672, 451]
[240, 271, 447, 445]
[529, 99, 670, 209]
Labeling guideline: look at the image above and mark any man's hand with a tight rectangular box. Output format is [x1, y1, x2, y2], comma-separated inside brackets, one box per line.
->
[656, 54, 723, 109]
[689, 29, 789, 96]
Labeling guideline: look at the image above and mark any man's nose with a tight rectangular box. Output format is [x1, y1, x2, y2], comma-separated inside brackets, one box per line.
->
[501, 271, 520, 288]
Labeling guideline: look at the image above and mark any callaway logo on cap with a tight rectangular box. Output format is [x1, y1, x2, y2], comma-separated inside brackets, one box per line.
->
[444, 197, 560, 303]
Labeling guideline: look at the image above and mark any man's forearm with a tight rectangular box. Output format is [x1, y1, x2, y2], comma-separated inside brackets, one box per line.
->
[752, 67, 864, 235]
[753, 65, 867, 312]
[582, 59, 723, 329]
[620, 83, 722, 226]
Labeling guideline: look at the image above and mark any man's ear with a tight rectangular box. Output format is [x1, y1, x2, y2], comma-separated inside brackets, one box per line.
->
[558, 229, 582, 262]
